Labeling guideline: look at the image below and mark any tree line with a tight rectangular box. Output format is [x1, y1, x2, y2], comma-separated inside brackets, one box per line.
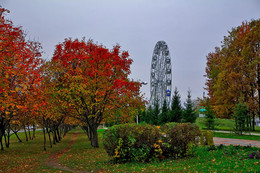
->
[139, 88, 197, 125]
[0, 7, 144, 150]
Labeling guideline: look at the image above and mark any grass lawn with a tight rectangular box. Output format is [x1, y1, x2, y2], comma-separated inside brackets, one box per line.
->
[1, 127, 260, 172]
[59, 128, 260, 172]
[214, 132, 260, 141]
[0, 129, 74, 172]
[196, 117, 260, 133]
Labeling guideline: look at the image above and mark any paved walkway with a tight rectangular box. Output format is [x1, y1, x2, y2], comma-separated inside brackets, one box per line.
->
[214, 137, 260, 147]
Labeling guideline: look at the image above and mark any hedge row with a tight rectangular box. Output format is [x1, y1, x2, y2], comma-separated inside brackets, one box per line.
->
[103, 123, 210, 163]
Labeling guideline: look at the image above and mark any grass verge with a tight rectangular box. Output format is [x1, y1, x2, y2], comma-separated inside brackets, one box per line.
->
[214, 132, 260, 141]
[196, 117, 260, 133]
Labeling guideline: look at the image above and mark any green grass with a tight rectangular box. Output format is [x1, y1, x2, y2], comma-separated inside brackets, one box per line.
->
[214, 132, 260, 141]
[0, 129, 75, 172]
[196, 117, 260, 133]
[1, 127, 260, 172]
[59, 128, 260, 172]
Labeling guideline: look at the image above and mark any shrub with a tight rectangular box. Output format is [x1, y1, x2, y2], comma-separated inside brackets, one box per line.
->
[161, 122, 178, 134]
[104, 123, 201, 162]
[103, 123, 162, 163]
[200, 130, 214, 146]
[163, 123, 201, 158]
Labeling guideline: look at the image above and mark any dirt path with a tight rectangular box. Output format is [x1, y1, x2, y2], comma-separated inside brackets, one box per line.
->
[45, 131, 88, 173]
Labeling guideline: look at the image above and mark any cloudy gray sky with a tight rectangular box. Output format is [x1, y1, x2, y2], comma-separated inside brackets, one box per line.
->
[1, 0, 260, 103]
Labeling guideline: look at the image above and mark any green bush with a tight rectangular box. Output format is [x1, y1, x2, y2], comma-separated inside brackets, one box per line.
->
[104, 123, 201, 163]
[103, 123, 162, 163]
[200, 130, 214, 146]
[163, 123, 201, 158]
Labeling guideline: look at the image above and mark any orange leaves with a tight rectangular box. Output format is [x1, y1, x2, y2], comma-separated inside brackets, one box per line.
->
[48, 38, 145, 128]
[205, 19, 260, 118]
[0, 7, 43, 126]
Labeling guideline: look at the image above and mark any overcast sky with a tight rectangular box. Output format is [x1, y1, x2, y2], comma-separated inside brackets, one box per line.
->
[1, 0, 260, 103]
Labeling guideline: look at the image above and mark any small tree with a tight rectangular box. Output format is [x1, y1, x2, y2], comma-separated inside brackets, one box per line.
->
[158, 99, 169, 125]
[169, 87, 182, 122]
[182, 90, 197, 123]
[146, 105, 153, 124]
[233, 102, 250, 135]
[152, 100, 160, 125]
[204, 98, 215, 129]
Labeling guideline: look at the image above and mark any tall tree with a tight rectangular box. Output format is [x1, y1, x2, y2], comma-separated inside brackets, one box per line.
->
[169, 87, 182, 122]
[182, 90, 197, 123]
[50, 38, 144, 147]
[0, 7, 42, 150]
[205, 19, 260, 125]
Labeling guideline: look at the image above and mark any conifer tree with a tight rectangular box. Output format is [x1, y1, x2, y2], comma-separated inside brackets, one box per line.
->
[233, 101, 250, 135]
[152, 100, 160, 125]
[205, 98, 215, 129]
[182, 90, 197, 123]
[158, 99, 169, 125]
[146, 105, 153, 124]
[169, 87, 182, 122]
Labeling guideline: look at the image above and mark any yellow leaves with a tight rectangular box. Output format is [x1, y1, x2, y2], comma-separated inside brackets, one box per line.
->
[114, 150, 119, 158]
[158, 139, 162, 143]
[5, 111, 10, 115]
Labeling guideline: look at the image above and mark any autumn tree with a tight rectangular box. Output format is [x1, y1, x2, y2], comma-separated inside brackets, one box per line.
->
[49, 38, 144, 147]
[0, 7, 42, 150]
[205, 19, 260, 128]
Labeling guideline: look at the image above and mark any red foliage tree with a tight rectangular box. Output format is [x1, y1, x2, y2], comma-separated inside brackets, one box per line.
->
[50, 38, 145, 147]
[0, 7, 42, 150]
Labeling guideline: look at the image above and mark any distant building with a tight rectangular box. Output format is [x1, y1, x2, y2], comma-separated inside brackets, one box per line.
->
[199, 106, 206, 117]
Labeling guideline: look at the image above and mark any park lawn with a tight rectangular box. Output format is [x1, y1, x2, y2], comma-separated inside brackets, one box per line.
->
[214, 132, 260, 141]
[0, 129, 74, 172]
[59, 129, 260, 173]
[196, 117, 260, 133]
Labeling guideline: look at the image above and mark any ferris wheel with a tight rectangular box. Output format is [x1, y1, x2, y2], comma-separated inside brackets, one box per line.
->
[149, 41, 172, 108]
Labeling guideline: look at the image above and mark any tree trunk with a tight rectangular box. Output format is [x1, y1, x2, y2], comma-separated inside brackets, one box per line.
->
[4, 133, 7, 147]
[27, 125, 32, 140]
[13, 131, 22, 143]
[90, 125, 99, 148]
[57, 129, 61, 141]
[0, 135, 3, 150]
[32, 124, 36, 139]
[252, 112, 255, 131]
[52, 131, 56, 145]
[24, 125, 28, 142]
[0, 126, 4, 150]
[46, 128, 52, 148]
[81, 125, 91, 140]
[43, 127, 46, 151]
